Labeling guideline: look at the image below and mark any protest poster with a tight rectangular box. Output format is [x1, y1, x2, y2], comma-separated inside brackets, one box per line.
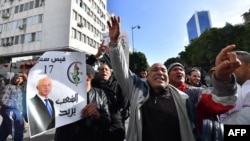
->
[26, 51, 87, 137]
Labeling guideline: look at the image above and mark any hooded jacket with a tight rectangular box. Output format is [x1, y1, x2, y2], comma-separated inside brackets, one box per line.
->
[0, 73, 23, 112]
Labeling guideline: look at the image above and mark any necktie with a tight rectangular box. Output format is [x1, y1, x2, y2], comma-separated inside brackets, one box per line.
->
[45, 99, 53, 117]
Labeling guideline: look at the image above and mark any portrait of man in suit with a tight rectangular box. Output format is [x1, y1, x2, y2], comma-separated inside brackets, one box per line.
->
[28, 77, 55, 136]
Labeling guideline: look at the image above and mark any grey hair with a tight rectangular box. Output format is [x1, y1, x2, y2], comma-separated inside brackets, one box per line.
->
[233, 50, 250, 64]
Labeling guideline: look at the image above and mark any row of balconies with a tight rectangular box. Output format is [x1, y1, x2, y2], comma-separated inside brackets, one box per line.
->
[2, 42, 14, 47]
[2, 13, 10, 18]
[77, 21, 104, 31]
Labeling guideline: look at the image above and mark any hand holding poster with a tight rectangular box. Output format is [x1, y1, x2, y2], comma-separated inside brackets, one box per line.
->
[27, 51, 87, 137]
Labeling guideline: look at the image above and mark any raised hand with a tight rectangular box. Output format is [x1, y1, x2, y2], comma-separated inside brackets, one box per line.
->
[215, 44, 241, 82]
[107, 16, 120, 44]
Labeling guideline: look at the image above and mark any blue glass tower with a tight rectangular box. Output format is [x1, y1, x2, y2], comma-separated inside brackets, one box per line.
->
[187, 11, 212, 43]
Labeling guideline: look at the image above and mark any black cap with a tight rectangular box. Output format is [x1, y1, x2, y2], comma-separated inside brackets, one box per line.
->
[86, 64, 95, 77]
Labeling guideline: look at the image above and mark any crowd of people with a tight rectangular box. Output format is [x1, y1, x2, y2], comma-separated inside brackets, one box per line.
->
[0, 61, 34, 141]
[0, 15, 249, 141]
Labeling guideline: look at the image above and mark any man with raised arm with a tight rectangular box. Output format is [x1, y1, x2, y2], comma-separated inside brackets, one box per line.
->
[107, 16, 241, 141]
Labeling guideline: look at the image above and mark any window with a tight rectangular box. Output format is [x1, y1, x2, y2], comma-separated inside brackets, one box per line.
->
[90, 39, 93, 46]
[35, 31, 42, 41]
[41, 0, 45, 6]
[80, 0, 82, 7]
[86, 36, 89, 45]
[24, 3, 29, 11]
[73, 10, 77, 21]
[6, 38, 9, 46]
[2, 24, 6, 32]
[27, 16, 33, 25]
[87, 8, 90, 15]
[82, 34, 86, 43]
[6, 8, 10, 14]
[77, 31, 81, 40]
[87, 22, 90, 30]
[72, 28, 76, 38]
[23, 19, 26, 25]
[19, 4, 24, 12]
[20, 34, 25, 44]
[31, 33, 36, 41]
[78, 14, 82, 22]
[11, 21, 17, 29]
[7, 22, 12, 30]
[14, 35, 19, 45]
[35, 0, 40, 8]
[29, 1, 34, 9]
[17, 19, 25, 27]
[2, 38, 7, 46]
[10, 7, 15, 14]
[14, 6, 19, 13]
[82, 18, 86, 26]
[90, 25, 93, 32]
[24, 33, 31, 43]
[9, 37, 14, 45]
[92, 41, 96, 48]
[82, 3, 86, 12]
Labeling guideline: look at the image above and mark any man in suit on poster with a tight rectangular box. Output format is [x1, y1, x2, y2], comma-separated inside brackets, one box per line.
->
[28, 77, 55, 136]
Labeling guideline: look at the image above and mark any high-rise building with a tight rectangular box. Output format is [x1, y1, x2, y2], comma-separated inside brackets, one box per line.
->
[187, 10, 212, 43]
[0, 0, 109, 63]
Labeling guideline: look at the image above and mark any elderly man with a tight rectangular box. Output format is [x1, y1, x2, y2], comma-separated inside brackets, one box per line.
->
[54, 64, 110, 141]
[107, 16, 240, 141]
[86, 42, 129, 141]
[28, 77, 55, 136]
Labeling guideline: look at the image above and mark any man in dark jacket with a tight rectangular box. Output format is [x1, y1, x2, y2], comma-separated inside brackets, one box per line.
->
[54, 64, 110, 141]
[86, 44, 130, 141]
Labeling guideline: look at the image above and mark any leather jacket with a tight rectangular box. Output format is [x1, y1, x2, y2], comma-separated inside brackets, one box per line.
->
[54, 87, 111, 141]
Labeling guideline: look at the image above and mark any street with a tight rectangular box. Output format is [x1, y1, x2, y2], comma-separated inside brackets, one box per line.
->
[0, 115, 55, 141]
[7, 127, 55, 141]
[1, 115, 129, 141]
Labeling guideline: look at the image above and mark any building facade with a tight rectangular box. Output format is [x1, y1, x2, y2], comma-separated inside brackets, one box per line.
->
[186, 10, 212, 43]
[0, 0, 108, 60]
[0, 0, 109, 74]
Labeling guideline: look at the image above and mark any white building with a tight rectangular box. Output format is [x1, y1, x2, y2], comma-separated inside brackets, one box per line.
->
[0, 0, 109, 74]
[0, 0, 109, 60]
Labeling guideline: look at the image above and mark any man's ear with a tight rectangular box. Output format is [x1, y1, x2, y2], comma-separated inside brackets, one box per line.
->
[86, 74, 94, 80]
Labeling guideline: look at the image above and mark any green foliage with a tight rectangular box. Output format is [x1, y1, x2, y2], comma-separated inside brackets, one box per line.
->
[164, 23, 250, 72]
[129, 51, 149, 75]
[163, 57, 181, 68]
